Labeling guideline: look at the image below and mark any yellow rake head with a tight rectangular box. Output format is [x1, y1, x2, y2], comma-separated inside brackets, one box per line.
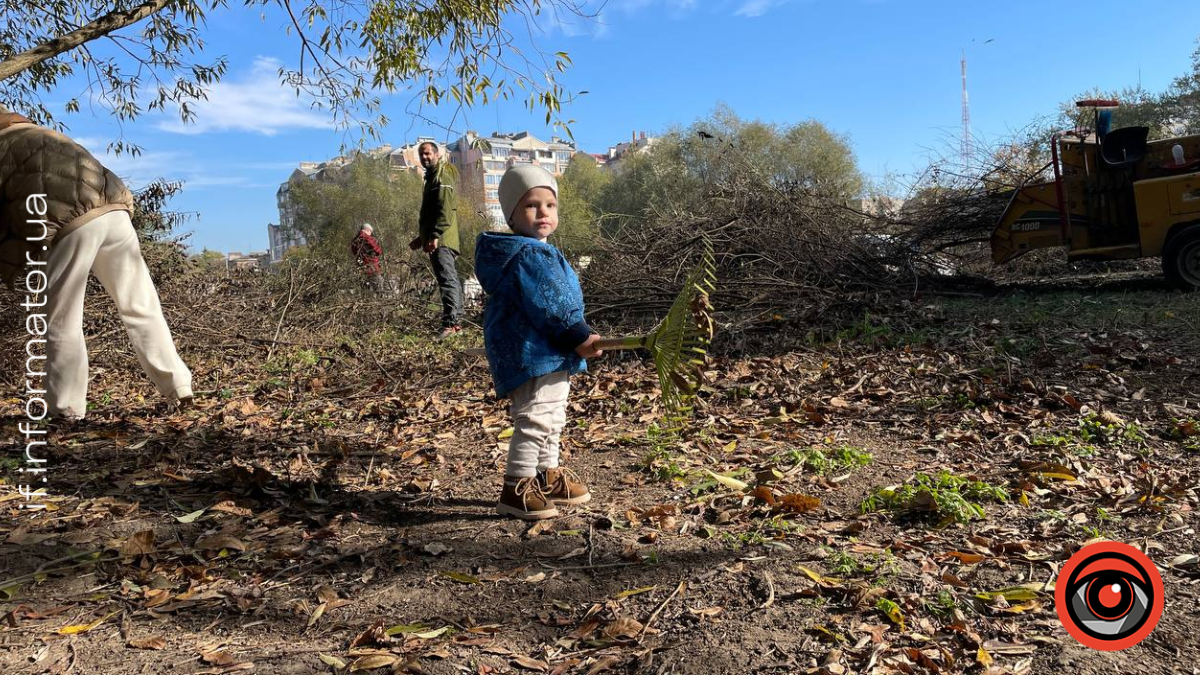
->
[642, 235, 716, 432]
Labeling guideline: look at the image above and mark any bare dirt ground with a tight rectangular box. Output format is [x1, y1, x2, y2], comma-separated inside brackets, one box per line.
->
[2, 272, 1199, 675]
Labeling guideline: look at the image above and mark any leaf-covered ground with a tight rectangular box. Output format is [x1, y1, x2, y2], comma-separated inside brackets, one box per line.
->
[2, 275, 1199, 675]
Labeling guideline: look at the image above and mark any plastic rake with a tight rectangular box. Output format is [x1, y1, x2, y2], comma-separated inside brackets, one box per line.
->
[594, 237, 716, 431]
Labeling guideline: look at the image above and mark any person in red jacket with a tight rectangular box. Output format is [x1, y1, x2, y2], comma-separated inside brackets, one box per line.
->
[350, 223, 384, 292]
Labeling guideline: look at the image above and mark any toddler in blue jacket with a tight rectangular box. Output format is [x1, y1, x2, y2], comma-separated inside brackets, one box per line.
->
[475, 165, 603, 520]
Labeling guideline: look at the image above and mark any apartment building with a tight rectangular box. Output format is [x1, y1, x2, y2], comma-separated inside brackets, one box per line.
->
[227, 251, 270, 270]
[604, 131, 656, 169]
[388, 137, 443, 173]
[268, 141, 451, 263]
[450, 131, 576, 228]
[268, 161, 319, 264]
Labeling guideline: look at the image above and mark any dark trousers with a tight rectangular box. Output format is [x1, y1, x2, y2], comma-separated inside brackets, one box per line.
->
[430, 246, 463, 327]
[361, 273, 384, 293]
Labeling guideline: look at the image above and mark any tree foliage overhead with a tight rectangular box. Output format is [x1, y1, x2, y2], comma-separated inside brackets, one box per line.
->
[0, 0, 588, 148]
[131, 178, 190, 240]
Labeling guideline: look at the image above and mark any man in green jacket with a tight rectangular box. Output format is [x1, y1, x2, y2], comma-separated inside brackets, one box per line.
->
[410, 141, 462, 338]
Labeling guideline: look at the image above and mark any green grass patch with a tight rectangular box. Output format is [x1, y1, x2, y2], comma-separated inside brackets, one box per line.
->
[1171, 419, 1198, 451]
[862, 471, 1009, 524]
[821, 546, 899, 581]
[923, 589, 959, 620]
[0, 455, 22, 482]
[264, 347, 326, 376]
[779, 445, 873, 475]
[1077, 413, 1145, 446]
[640, 447, 688, 483]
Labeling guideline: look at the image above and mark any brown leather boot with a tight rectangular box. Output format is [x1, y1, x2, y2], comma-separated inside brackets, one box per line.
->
[538, 467, 591, 506]
[497, 476, 559, 521]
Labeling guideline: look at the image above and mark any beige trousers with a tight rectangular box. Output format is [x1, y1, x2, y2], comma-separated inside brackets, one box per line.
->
[45, 210, 192, 418]
[506, 371, 570, 478]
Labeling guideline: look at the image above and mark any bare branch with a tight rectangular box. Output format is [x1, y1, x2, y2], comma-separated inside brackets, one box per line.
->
[0, 0, 173, 81]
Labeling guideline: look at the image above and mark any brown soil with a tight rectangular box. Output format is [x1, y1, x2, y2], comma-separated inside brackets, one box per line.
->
[2, 276, 1198, 675]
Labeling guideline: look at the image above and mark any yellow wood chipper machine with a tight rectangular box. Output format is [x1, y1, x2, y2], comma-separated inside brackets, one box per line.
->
[991, 99, 1200, 289]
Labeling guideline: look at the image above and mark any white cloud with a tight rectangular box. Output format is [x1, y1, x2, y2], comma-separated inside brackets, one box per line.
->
[605, 0, 697, 12]
[734, 0, 777, 17]
[550, 10, 597, 37]
[156, 56, 333, 136]
[76, 141, 271, 192]
[600, 0, 784, 22]
[71, 136, 107, 151]
[83, 145, 183, 189]
[236, 160, 304, 171]
[585, 0, 698, 37]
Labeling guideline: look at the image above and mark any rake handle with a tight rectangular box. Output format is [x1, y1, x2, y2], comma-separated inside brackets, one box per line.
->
[465, 334, 648, 358]
[595, 335, 648, 351]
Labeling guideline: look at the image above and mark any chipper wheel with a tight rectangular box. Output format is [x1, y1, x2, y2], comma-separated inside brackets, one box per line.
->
[1163, 223, 1200, 291]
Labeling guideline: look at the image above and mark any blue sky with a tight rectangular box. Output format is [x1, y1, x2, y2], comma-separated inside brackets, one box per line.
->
[44, 0, 1200, 254]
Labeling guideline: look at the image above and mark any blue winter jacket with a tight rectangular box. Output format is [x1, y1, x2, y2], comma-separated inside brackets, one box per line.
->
[475, 232, 591, 397]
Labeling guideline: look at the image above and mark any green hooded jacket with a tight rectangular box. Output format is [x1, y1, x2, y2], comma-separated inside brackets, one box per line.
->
[418, 161, 459, 253]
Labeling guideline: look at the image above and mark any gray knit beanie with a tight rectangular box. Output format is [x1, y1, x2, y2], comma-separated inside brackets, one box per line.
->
[498, 165, 558, 222]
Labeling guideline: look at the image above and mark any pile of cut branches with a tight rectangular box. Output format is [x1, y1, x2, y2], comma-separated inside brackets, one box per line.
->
[581, 172, 967, 347]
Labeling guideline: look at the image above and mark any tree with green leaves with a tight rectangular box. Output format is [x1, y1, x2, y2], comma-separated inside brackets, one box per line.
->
[1058, 84, 1175, 139]
[592, 105, 864, 237]
[679, 103, 864, 199]
[1167, 39, 1200, 134]
[131, 179, 189, 240]
[287, 156, 487, 277]
[1054, 37, 1200, 139]
[193, 249, 226, 269]
[0, 0, 588, 151]
[554, 153, 609, 259]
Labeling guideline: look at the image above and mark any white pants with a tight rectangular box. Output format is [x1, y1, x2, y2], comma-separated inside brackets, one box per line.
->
[45, 210, 192, 418]
[506, 371, 570, 478]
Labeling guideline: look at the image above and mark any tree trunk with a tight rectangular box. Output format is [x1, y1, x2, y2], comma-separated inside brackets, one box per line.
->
[0, 0, 174, 82]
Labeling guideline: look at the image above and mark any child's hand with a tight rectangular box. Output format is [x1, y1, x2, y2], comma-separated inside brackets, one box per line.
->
[575, 334, 604, 358]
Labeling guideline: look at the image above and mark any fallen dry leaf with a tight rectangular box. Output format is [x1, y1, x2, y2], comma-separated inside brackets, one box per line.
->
[119, 530, 156, 557]
[777, 493, 821, 513]
[585, 656, 622, 675]
[602, 616, 643, 641]
[349, 654, 398, 671]
[195, 534, 247, 553]
[127, 636, 167, 650]
[58, 610, 119, 635]
[201, 650, 237, 666]
[422, 542, 452, 556]
[511, 655, 549, 672]
[705, 470, 748, 492]
[318, 653, 346, 669]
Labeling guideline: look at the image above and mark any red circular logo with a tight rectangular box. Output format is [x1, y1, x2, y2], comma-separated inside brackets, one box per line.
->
[1054, 541, 1164, 651]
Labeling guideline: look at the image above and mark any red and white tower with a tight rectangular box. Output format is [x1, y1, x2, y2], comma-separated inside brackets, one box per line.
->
[961, 51, 971, 165]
